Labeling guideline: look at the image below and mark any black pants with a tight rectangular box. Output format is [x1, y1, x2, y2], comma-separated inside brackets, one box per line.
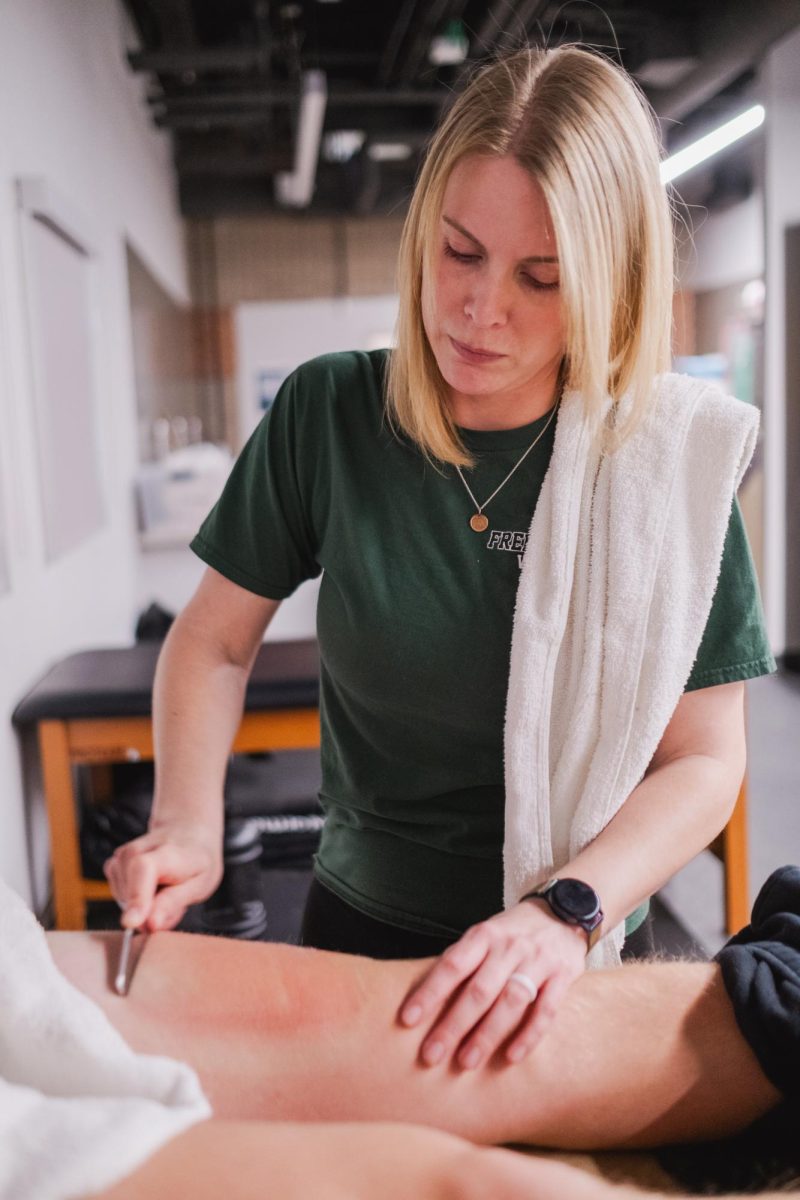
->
[620, 913, 656, 960]
[300, 877, 456, 959]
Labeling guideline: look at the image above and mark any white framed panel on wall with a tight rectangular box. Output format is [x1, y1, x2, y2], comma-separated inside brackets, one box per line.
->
[0, 225, 15, 597]
[235, 294, 399, 446]
[17, 178, 105, 562]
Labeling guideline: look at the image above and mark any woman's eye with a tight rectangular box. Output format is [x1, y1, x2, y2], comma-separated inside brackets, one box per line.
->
[444, 242, 479, 264]
[522, 273, 560, 292]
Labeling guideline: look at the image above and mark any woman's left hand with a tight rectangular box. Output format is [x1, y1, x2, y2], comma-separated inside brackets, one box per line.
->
[398, 900, 587, 1070]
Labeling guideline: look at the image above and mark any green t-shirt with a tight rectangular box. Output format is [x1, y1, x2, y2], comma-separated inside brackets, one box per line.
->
[191, 350, 776, 939]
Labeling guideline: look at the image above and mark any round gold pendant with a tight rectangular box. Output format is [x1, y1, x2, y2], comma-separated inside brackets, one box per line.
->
[469, 513, 489, 532]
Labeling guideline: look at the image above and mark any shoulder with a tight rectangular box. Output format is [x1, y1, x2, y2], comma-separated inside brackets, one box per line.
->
[268, 349, 391, 454]
[608, 373, 760, 495]
[643, 373, 760, 498]
[285, 349, 389, 403]
[652, 372, 759, 438]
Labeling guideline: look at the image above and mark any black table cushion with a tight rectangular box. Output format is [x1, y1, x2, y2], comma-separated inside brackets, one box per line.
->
[13, 639, 319, 723]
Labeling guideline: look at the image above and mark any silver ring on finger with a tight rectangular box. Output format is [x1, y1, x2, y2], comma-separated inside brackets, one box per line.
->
[507, 972, 538, 1004]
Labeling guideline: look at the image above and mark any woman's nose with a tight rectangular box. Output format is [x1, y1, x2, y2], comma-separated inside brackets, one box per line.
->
[463, 275, 509, 327]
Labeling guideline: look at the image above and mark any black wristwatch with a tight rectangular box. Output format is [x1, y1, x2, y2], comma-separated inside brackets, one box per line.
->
[521, 877, 604, 951]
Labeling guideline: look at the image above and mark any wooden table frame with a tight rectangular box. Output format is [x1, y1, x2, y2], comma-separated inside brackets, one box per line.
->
[710, 779, 750, 937]
[41, 704, 749, 936]
[39, 708, 320, 930]
[23, 627, 750, 937]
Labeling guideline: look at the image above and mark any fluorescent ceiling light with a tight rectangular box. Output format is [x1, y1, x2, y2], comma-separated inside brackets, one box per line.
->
[367, 142, 412, 163]
[275, 70, 328, 207]
[660, 104, 765, 184]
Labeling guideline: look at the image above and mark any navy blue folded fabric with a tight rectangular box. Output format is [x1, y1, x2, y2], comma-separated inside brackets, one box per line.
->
[657, 870, 800, 1193]
[716, 864, 800, 1101]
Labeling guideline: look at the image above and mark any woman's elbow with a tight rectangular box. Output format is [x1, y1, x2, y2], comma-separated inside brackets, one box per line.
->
[703, 738, 747, 826]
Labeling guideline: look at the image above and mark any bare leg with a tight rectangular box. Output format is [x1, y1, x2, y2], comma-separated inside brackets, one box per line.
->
[87, 1120, 632, 1200]
[49, 931, 779, 1150]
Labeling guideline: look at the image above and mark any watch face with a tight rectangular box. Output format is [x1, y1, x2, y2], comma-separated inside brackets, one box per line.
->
[550, 878, 601, 921]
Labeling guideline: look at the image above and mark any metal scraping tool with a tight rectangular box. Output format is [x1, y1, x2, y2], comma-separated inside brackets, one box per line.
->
[114, 926, 136, 996]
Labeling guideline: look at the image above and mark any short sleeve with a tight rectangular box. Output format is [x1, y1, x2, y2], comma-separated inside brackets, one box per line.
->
[685, 498, 776, 691]
[190, 370, 321, 599]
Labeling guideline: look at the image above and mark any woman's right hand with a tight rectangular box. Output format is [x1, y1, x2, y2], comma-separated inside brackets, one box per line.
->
[103, 822, 224, 931]
[106, 569, 279, 932]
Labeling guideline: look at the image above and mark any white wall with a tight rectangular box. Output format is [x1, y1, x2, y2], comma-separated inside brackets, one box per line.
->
[133, 295, 397, 640]
[761, 26, 800, 655]
[135, 543, 321, 642]
[0, 1, 189, 909]
[675, 23, 800, 658]
[677, 191, 764, 292]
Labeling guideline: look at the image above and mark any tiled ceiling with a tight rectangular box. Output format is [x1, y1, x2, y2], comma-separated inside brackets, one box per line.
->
[122, 0, 800, 217]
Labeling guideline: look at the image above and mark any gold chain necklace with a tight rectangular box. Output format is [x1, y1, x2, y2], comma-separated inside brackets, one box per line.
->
[454, 400, 559, 532]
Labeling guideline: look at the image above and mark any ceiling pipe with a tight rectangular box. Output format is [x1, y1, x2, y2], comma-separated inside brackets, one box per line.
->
[128, 46, 271, 74]
[151, 87, 442, 111]
[274, 70, 328, 208]
[153, 88, 442, 131]
[128, 48, 379, 73]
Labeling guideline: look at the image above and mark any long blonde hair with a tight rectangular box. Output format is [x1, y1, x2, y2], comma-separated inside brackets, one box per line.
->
[386, 45, 674, 466]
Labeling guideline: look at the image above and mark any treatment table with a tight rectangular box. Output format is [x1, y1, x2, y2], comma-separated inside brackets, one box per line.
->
[13, 639, 319, 929]
[13, 636, 750, 936]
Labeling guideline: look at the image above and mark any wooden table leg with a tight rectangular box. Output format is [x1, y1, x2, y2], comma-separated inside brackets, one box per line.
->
[38, 720, 86, 930]
[723, 778, 750, 937]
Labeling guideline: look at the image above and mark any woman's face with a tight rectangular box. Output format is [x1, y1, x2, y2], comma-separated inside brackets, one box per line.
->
[421, 153, 566, 428]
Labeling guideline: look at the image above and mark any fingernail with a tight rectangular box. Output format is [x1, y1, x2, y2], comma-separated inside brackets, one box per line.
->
[423, 1041, 444, 1066]
[507, 1044, 527, 1063]
[401, 1005, 422, 1027]
[123, 908, 142, 927]
[461, 1047, 481, 1070]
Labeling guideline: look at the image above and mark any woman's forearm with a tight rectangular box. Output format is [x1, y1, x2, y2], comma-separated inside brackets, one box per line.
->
[563, 750, 742, 932]
[149, 568, 281, 832]
[150, 612, 252, 833]
[104, 571, 280, 928]
[553, 680, 746, 933]
[103, 615, 253, 927]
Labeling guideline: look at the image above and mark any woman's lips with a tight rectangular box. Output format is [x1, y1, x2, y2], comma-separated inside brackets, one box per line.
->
[449, 336, 505, 364]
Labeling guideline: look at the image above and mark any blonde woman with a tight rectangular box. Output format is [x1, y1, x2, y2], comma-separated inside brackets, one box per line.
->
[106, 46, 774, 1074]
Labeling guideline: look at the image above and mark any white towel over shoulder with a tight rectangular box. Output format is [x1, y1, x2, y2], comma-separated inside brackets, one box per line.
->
[503, 373, 759, 967]
[0, 879, 210, 1200]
